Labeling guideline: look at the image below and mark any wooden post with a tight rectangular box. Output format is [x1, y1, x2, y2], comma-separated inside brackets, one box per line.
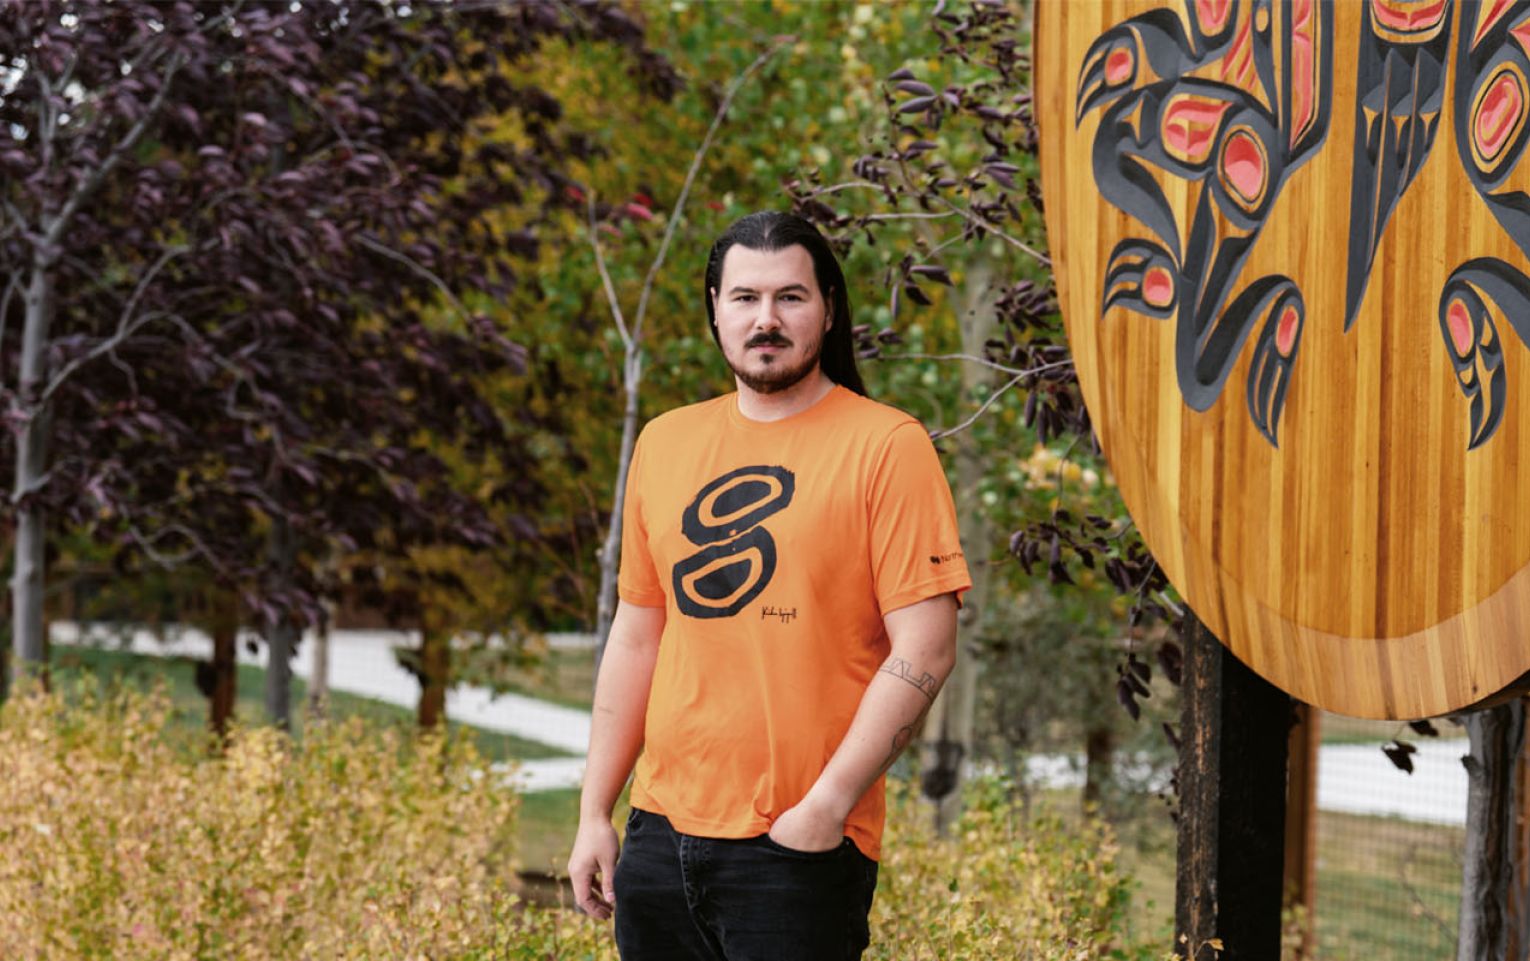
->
[1283, 703, 1321, 958]
[1461, 700, 1528, 961]
[1509, 703, 1530, 961]
[1176, 611, 1291, 961]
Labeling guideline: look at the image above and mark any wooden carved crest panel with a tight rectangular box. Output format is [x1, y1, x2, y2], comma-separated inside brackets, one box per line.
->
[1036, 0, 1530, 718]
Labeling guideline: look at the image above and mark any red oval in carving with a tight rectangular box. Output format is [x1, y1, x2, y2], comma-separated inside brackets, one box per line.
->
[1276, 305, 1300, 357]
[1476, 70, 1525, 161]
[1143, 266, 1174, 308]
[1447, 300, 1474, 357]
[1105, 48, 1132, 85]
[1221, 130, 1265, 204]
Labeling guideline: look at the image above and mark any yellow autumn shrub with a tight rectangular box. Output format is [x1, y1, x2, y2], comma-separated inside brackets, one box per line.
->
[0, 682, 1162, 960]
[0, 679, 547, 960]
[869, 779, 1167, 961]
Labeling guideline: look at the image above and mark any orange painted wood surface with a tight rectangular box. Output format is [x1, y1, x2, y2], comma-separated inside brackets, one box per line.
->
[1036, 0, 1530, 718]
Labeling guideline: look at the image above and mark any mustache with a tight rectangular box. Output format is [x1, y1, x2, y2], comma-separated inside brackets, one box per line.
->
[745, 333, 792, 348]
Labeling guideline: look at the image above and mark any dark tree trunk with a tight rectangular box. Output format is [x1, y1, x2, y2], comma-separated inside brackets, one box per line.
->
[417, 619, 448, 729]
[307, 607, 330, 721]
[1175, 611, 1291, 961]
[1459, 699, 1528, 961]
[262, 514, 296, 730]
[1083, 724, 1116, 811]
[208, 595, 238, 741]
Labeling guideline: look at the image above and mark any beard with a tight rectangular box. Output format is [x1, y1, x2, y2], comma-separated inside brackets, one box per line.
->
[726, 331, 825, 395]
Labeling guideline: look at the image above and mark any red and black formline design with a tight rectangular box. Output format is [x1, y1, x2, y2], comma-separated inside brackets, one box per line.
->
[1344, 0, 1530, 449]
[1442, 0, 1530, 447]
[1345, 0, 1455, 330]
[1076, 0, 1331, 446]
[1080, 0, 1530, 449]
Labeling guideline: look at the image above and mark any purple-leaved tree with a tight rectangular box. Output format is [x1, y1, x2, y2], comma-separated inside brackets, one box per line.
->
[0, 0, 677, 727]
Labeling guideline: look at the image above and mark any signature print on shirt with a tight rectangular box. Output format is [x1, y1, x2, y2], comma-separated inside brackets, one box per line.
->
[672, 465, 794, 618]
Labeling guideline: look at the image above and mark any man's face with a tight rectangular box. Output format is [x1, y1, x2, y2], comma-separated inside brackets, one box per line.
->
[711, 244, 830, 395]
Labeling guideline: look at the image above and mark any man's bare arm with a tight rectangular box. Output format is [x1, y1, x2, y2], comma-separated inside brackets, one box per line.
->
[768, 593, 958, 852]
[568, 599, 664, 918]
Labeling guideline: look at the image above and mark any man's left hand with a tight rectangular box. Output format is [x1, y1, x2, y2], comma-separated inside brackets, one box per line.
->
[768, 795, 846, 853]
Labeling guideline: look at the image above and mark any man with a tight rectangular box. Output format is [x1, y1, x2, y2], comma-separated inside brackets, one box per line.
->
[568, 211, 971, 960]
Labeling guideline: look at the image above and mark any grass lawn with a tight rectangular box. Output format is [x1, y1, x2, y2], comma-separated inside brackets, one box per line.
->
[1112, 797, 1461, 959]
[1319, 710, 1466, 746]
[1311, 811, 1460, 961]
[49, 644, 573, 762]
[466, 646, 596, 711]
[517, 785, 634, 881]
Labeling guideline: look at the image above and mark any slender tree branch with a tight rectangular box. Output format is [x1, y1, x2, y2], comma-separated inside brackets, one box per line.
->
[2, 199, 28, 236]
[0, 272, 19, 386]
[123, 519, 229, 575]
[354, 233, 471, 325]
[49, 52, 187, 248]
[923, 231, 968, 262]
[107, 348, 140, 398]
[1129, 559, 1160, 620]
[1154, 590, 1183, 618]
[10, 468, 53, 504]
[936, 196, 1051, 267]
[1052, 432, 1083, 498]
[39, 244, 191, 404]
[631, 38, 789, 342]
[810, 180, 884, 196]
[586, 191, 631, 350]
[36, 65, 58, 173]
[277, 73, 405, 184]
[884, 351, 1073, 380]
[55, 46, 80, 93]
[930, 372, 1023, 441]
[863, 211, 960, 223]
[1400, 844, 1458, 942]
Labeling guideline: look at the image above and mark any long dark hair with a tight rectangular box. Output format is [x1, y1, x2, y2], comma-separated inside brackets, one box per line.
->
[703, 211, 867, 396]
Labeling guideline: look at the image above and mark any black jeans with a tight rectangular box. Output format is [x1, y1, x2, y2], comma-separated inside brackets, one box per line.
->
[612, 808, 879, 961]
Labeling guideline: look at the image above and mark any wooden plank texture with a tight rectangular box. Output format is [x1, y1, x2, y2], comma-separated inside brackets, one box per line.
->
[1036, 0, 1530, 717]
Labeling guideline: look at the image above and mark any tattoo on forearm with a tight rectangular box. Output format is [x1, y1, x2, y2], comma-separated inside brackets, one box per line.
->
[878, 657, 940, 702]
[883, 724, 916, 770]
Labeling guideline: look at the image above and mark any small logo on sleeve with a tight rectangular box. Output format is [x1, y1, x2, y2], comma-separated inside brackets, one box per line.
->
[929, 551, 964, 565]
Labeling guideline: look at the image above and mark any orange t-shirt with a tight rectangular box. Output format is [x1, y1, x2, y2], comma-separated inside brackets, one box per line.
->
[617, 385, 972, 860]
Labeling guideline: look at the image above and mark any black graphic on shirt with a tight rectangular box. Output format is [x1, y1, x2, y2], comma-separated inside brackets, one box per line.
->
[673, 465, 794, 619]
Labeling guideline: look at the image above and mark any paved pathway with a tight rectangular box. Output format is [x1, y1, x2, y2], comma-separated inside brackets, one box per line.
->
[52, 621, 1472, 822]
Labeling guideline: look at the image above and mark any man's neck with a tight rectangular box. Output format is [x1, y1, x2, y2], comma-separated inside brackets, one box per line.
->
[735, 370, 835, 423]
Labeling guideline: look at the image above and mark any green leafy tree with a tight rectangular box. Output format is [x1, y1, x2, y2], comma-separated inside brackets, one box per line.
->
[481, 1, 941, 647]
